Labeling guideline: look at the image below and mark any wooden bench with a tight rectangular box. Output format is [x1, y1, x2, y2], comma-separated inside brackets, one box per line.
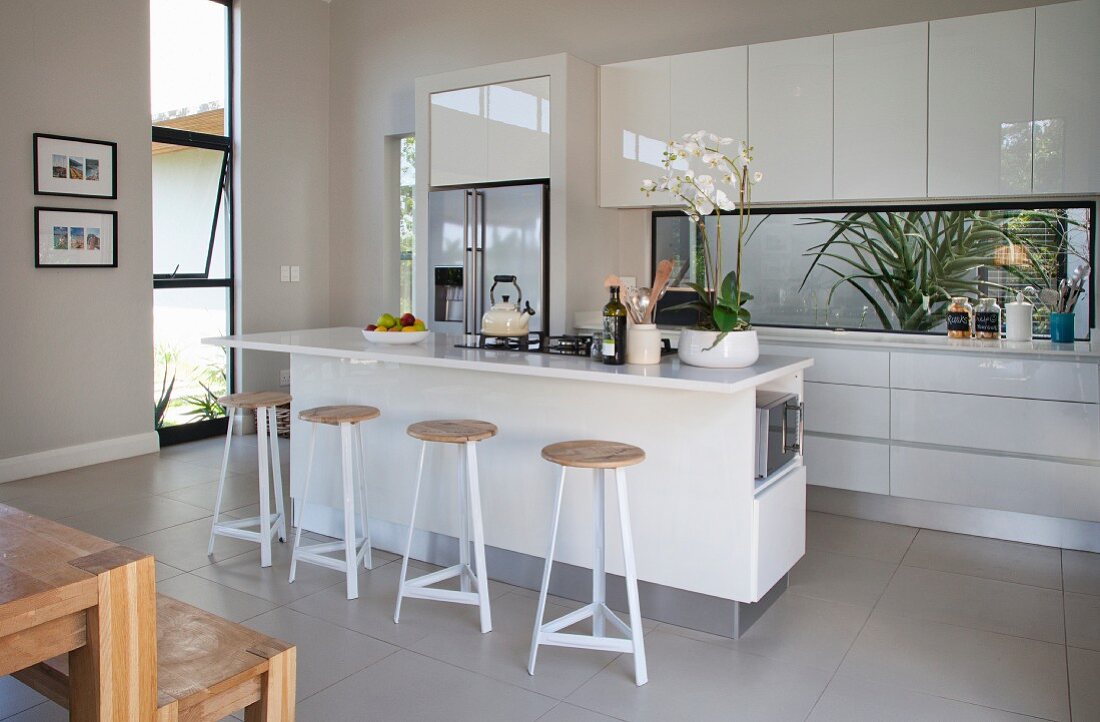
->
[15, 594, 296, 722]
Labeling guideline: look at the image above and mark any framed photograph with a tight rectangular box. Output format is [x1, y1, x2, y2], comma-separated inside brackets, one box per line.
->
[35, 207, 118, 268]
[33, 133, 117, 199]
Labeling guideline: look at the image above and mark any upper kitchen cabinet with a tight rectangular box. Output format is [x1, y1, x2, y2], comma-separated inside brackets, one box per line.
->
[599, 57, 670, 207]
[430, 76, 550, 187]
[748, 36, 833, 203]
[670, 47, 747, 142]
[928, 9, 1034, 197]
[486, 77, 551, 182]
[1033, 0, 1100, 194]
[833, 23, 928, 200]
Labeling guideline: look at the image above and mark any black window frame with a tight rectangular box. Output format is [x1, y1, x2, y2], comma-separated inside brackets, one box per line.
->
[152, 0, 235, 445]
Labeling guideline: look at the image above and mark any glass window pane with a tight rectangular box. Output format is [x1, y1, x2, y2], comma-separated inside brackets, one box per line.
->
[154, 287, 229, 428]
[399, 136, 415, 314]
[152, 143, 228, 277]
[151, 0, 227, 130]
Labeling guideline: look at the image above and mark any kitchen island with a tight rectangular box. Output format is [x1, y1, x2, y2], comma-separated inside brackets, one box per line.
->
[205, 327, 813, 637]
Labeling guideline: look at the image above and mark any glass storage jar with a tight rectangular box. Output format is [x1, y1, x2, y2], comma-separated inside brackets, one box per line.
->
[974, 297, 1002, 340]
[946, 297, 974, 339]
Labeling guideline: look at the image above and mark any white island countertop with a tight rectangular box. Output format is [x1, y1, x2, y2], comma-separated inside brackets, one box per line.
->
[205, 327, 813, 395]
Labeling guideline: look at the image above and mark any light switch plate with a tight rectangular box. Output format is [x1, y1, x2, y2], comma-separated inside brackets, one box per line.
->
[280, 265, 290, 282]
[279, 369, 291, 386]
[290, 266, 300, 282]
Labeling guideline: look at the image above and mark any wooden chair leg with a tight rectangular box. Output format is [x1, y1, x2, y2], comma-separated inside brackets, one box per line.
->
[244, 647, 297, 722]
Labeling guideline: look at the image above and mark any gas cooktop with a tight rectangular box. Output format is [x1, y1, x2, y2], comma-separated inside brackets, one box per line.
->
[454, 333, 594, 357]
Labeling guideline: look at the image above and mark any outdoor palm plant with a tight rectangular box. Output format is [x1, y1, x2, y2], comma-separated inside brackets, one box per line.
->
[798, 210, 1046, 331]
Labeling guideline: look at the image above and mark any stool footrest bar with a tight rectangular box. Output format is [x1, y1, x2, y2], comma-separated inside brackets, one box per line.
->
[536, 632, 635, 654]
[400, 587, 481, 605]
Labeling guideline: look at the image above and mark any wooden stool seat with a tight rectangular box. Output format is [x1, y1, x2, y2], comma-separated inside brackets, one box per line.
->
[541, 440, 645, 469]
[15, 594, 296, 721]
[299, 404, 381, 425]
[407, 419, 498, 443]
[217, 390, 292, 410]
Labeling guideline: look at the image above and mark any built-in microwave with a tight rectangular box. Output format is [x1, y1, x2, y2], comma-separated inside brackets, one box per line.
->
[755, 391, 803, 479]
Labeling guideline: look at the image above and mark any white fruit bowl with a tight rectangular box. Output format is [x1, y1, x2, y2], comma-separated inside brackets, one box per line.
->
[362, 329, 430, 345]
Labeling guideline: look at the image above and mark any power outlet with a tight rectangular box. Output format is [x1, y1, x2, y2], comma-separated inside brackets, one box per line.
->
[279, 369, 291, 386]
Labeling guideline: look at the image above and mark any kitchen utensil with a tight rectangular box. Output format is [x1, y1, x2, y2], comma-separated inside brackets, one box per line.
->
[1039, 288, 1061, 310]
[644, 260, 674, 324]
[627, 287, 651, 325]
[481, 275, 535, 337]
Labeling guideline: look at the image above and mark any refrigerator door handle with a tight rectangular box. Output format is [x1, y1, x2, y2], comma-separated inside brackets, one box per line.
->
[463, 190, 473, 334]
[474, 190, 486, 326]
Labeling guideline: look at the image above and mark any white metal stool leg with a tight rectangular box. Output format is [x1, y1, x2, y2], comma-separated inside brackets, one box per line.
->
[458, 444, 471, 594]
[256, 407, 274, 568]
[207, 409, 236, 555]
[592, 469, 606, 637]
[355, 424, 373, 570]
[616, 467, 648, 686]
[339, 421, 359, 600]
[528, 466, 566, 676]
[268, 406, 287, 543]
[288, 423, 317, 584]
[394, 441, 428, 623]
[465, 441, 492, 633]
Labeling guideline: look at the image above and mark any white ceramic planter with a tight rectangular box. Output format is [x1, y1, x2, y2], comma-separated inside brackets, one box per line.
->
[626, 324, 662, 365]
[678, 328, 760, 368]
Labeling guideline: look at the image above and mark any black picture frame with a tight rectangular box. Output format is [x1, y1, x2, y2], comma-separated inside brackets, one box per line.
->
[35, 206, 119, 268]
[33, 132, 118, 199]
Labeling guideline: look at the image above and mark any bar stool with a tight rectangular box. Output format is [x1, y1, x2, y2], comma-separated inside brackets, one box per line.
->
[394, 419, 497, 634]
[208, 391, 291, 568]
[289, 405, 380, 600]
[529, 440, 648, 686]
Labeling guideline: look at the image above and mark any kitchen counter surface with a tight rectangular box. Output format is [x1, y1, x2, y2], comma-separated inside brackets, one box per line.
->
[205, 326, 813, 395]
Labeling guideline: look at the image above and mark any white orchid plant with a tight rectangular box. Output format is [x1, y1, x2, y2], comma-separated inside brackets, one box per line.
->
[641, 131, 761, 341]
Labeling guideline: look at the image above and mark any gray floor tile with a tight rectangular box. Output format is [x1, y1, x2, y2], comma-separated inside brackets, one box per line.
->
[159, 473, 261, 512]
[409, 590, 618, 699]
[536, 703, 622, 722]
[192, 541, 344, 606]
[1068, 646, 1100, 722]
[155, 561, 183, 583]
[567, 630, 831, 721]
[294, 649, 556, 721]
[808, 674, 1044, 721]
[125, 516, 256, 571]
[56, 495, 210, 542]
[659, 592, 871, 672]
[789, 549, 897, 607]
[0, 702, 67, 722]
[156, 573, 277, 623]
[839, 611, 1069, 721]
[807, 511, 917, 563]
[876, 565, 1065, 644]
[903, 529, 1062, 590]
[242, 607, 398, 699]
[1066, 592, 1100, 652]
[1064, 549, 1100, 596]
[0, 676, 46, 720]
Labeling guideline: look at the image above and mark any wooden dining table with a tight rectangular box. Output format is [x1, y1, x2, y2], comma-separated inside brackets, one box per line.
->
[0, 503, 157, 720]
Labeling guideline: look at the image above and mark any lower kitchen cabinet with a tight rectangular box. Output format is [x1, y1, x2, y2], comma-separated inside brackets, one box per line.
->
[751, 465, 806, 601]
[804, 382, 890, 439]
[891, 445, 1100, 523]
[804, 434, 890, 495]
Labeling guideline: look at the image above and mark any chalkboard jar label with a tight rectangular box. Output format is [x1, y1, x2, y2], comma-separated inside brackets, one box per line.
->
[975, 311, 1000, 335]
[946, 311, 972, 332]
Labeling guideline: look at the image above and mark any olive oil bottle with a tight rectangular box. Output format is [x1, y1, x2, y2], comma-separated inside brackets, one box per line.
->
[602, 286, 627, 365]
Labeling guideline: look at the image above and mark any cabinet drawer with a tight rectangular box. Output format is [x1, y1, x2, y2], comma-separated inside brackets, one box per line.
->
[760, 343, 890, 387]
[804, 382, 890, 439]
[804, 435, 890, 494]
[751, 465, 806, 601]
[891, 352, 1099, 403]
[891, 446, 1100, 523]
[891, 389, 1100, 460]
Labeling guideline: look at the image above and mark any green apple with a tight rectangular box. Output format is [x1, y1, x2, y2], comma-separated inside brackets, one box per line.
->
[377, 313, 396, 329]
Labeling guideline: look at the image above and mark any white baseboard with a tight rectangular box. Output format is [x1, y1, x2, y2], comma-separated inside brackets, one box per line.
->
[0, 431, 161, 484]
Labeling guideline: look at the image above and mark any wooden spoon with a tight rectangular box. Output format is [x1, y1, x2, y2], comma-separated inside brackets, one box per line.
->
[643, 260, 674, 324]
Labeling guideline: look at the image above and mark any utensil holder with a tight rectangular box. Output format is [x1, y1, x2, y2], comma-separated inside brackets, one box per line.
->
[626, 324, 662, 365]
[1050, 312, 1075, 343]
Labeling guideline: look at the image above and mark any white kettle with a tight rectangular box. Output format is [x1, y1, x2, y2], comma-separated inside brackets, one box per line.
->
[481, 275, 535, 337]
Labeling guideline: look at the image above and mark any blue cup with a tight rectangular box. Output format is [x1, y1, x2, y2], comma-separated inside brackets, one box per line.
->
[1050, 312, 1075, 343]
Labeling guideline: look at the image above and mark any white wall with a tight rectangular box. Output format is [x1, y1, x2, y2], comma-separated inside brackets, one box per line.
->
[235, 0, 331, 393]
[0, 0, 156, 464]
[327, 0, 1067, 322]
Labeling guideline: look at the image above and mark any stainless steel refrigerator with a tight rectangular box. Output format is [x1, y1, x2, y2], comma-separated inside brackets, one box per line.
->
[428, 182, 549, 335]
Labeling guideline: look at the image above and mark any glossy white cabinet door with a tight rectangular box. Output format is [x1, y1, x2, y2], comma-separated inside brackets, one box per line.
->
[803, 382, 890, 439]
[891, 351, 1100, 403]
[928, 9, 1034, 197]
[752, 465, 806, 601]
[486, 76, 550, 182]
[430, 86, 488, 187]
[748, 35, 833, 203]
[599, 57, 670, 207]
[834, 23, 928, 200]
[1034, 0, 1100, 194]
[670, 47, 747, 143]
[804, 434, 890, 495]
[759, 343, 890, 387]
